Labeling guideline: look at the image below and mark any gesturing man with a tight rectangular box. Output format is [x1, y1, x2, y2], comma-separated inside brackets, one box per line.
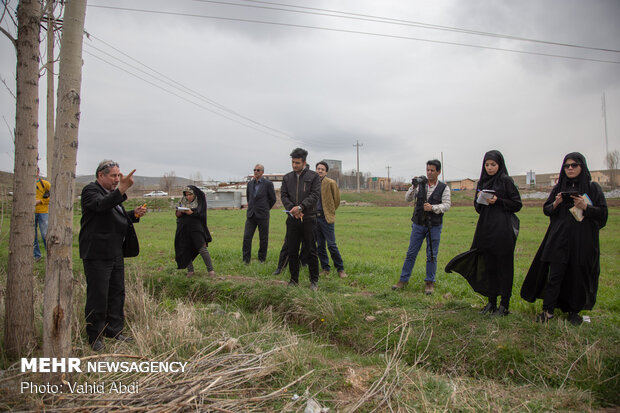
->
[79, 160, 147, 351]
[315, 161, 347, 278]
[243, 164, 276, 263]
[280, 148, 321, 290]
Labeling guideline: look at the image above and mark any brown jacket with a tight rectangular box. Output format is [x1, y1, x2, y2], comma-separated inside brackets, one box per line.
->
[320, 176, 340, 224]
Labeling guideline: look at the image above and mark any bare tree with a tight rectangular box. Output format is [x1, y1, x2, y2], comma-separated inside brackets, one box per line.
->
[607, 149, 619, 188]
[4, 0, 42, 358]
[44, 0, 62, 179]
[43, 0, 87, 366]
[160, 170, 176, 194]
[190, 171, 203, 186]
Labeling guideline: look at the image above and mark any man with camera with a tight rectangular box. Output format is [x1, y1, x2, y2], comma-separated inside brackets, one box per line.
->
[392, 159, 451, 294]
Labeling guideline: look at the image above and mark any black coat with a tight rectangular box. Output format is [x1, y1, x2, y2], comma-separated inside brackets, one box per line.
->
[445, 175, 522, 297]
[175, 186, 212, 269]
[520, 182, 607, 312]
[79, 181, 140, 260]
[280, 166, 321, 218]
[246, 178, 276, 220]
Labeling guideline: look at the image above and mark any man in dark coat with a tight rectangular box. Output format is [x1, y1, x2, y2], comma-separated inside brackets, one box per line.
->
[79, 160, 146, 351]
[521, 152, 607, 325]
[243, 164, 276, 263]
[280, 148, 321, 290]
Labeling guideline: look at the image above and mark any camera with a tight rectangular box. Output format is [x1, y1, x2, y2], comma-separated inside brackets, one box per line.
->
[411, 175, 428, 188]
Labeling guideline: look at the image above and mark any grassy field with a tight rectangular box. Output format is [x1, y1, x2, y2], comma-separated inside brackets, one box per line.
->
[0, 196, 619, 411]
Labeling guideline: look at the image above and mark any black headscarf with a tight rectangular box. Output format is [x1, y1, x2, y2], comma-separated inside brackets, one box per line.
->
[558, 152, 591, 195]
[477, 150, 509, 191]
[185, 185, 207, 224]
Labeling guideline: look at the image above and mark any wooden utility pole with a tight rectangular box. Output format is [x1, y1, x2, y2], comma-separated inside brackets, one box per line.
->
[354, 140, 363, 193]
[603, 93, 609, 162]
[441, 152, 445, 182]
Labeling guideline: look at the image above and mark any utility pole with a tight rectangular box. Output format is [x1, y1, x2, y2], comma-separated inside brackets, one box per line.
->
[354, 140, 363, 193]
[603, 93, 609, 161]
[386, 165, 391, 190]
[441, 152, 445, 182]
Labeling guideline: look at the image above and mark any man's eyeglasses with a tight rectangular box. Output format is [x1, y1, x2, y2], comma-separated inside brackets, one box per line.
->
[96, 161, 118, 174]
[563, 163, 581, 170]
[254, 169, 262, 172]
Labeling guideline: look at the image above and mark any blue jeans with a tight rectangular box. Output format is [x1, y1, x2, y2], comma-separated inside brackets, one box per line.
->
[315, 216, 344, 272]
[34, 212, 48, 259]
[400, 223, 442, 283]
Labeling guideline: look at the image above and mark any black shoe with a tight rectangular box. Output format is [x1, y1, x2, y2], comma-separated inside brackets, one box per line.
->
[287, 281, 298, 287]
[567, 312, 583, 326]
[273, 267, 283, 275]
[536, 311, 554, 323]
[91, 339, 105, 351]
[492, 305, 509, 317]
[115, 334, 134, 343]
[479, 302, 497, 315]
[243, 259, 250, 265]
[309, 282, 318, 291]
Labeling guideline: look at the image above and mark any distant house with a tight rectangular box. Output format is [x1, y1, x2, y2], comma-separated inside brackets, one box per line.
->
[591, 171, 610, 186]
[447, 178, 476, 191]
[245, 173, 285, 191]
[366, 177, 391, 191]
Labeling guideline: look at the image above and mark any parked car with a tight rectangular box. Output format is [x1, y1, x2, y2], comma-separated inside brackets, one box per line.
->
[144, 190, 168, 197]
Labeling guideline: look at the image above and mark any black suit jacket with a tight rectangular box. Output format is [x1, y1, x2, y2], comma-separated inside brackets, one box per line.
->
[246, 178, 276, 220]
[79, 181, 140, 260]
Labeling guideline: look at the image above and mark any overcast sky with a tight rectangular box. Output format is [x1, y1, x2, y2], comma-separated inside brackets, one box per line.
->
[1, 0, 619, 182]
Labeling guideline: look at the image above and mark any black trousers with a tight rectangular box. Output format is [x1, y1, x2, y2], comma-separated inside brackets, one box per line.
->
[83, 256, 125, 343]
[484, 252, 514, 308]
[243, 216, 270, 262]
[286, 216, 319, 283]
[543, 262, 569, 313]
[277, 237, 308, 269]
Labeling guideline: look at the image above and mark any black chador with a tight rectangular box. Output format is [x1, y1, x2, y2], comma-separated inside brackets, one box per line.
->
[174, 185, 212, 270]
[520, 152, 607, 319]
[445, 150, 522, 314]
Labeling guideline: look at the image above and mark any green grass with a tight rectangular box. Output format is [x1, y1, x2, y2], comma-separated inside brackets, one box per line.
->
[1, 199, 619, 410]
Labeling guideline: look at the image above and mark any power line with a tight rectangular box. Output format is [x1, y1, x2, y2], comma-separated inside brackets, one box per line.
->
[82, 48, 305, 144]
[87, 4, 620, 64]
[84, 38, 297, 141]
[193, 0, 620, 53]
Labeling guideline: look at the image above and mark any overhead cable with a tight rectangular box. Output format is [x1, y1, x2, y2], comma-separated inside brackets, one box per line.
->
[86, 4, 620, 65]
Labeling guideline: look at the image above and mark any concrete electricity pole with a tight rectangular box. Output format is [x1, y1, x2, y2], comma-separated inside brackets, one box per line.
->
[354, 140, 363, 193]
[386, 165, 391, 190]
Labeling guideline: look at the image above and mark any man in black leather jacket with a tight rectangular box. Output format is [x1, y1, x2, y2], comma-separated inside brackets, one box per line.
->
[79, 160, 147, 351]
[280, 148, 321, 290]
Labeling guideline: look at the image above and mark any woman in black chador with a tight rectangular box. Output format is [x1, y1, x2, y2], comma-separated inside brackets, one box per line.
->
[445, 150, 522, 316]
[174, 186, 214, 277]
[520, 152, 607, 325]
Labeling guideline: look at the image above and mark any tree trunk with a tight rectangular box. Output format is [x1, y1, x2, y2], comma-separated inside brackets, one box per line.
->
[43, 0, 87, 363]
[46, 0, 55, 179]
[4, 0, 41, 359]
